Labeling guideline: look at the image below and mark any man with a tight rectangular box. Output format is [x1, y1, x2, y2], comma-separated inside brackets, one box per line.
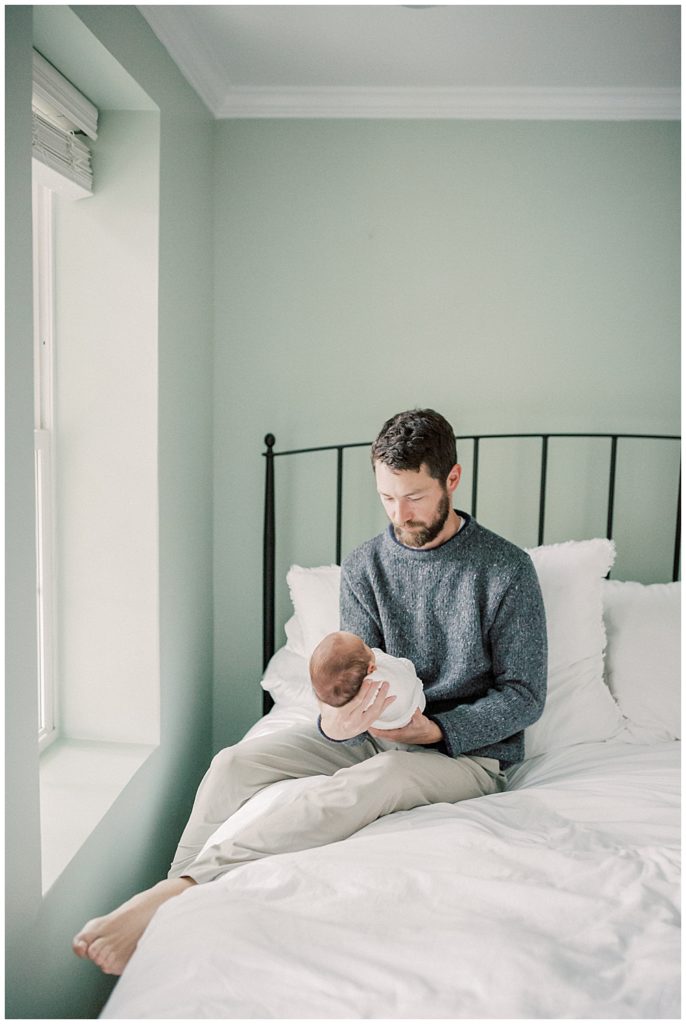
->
[73, 408, 547, 976]
[333, 408, 548, 764]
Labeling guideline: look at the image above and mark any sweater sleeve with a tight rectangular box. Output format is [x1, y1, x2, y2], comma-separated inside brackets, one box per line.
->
[322, 558, 383, 748]
[427, 557, 548, 758]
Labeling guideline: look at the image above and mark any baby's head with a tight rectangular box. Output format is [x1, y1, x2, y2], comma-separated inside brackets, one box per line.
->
[309, 631, 375, 707]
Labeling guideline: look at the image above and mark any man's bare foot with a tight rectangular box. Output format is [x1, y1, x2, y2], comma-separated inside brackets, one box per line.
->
[72, 876, 195, 975]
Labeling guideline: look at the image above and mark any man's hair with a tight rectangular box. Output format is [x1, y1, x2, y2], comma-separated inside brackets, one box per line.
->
[371, 408, 457, 481]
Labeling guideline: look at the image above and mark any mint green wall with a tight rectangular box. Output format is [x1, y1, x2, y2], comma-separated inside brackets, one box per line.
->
[6, 6, 213, 1018]
[212, 120, 679, 749]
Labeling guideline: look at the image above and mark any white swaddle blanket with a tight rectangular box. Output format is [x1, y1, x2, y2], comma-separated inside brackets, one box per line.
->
[366, 649, 426, 729]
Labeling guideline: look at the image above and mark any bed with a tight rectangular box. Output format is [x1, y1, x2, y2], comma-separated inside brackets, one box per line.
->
[102, 432, 680, 1020]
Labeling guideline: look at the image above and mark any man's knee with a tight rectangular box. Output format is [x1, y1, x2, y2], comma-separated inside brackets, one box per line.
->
[207, 743, 252, 784]
[210, 744, 237, 770]
[210, 733, 275, 770]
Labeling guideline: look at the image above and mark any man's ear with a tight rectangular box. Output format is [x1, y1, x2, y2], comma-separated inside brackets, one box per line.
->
[446, 464, 462, 495]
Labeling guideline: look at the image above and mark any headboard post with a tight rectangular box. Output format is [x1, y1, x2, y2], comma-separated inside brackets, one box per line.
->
[335, 447, 344, 565]
[606, 435, 619, 541]
[471, 437, 479, 518]
[538, 435, 549, 546]
[673, 462, 681, 583]
[262, 434, 276, 713]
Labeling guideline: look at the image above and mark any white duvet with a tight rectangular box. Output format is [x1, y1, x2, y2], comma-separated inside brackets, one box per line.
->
[102, 707, 680, 1020]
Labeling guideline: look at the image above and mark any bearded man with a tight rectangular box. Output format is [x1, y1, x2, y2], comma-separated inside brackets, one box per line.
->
[333, 408, 548, 763]
[73, 408, 547, 977]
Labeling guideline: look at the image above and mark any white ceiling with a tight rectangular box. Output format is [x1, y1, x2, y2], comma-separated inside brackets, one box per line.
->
[138, 4, 681, 120]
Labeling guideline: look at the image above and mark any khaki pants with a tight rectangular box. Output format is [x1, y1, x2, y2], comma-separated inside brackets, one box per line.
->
[168, 723, 506, 884]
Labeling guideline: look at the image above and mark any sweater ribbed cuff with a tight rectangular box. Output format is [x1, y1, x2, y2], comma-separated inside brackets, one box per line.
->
[425, 715, 450, 756]
[317, 715, 368, 746]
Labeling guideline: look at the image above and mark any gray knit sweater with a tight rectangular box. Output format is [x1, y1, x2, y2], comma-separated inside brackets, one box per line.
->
[339, 511, 548, 767]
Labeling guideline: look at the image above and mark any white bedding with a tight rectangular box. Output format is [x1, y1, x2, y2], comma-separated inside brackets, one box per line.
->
[102, 705, 680, 1020]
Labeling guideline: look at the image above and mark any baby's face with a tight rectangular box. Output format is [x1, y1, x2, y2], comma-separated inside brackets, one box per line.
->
[359, 640, 375, 670]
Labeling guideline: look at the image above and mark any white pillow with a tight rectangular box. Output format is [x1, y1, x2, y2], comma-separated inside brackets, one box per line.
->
[601, 579, 681, 742]
[261, 644, 319, 711]
[285, 564, 341, 659]
[283, 613, 306, 657]
[524, 538, 625, 758]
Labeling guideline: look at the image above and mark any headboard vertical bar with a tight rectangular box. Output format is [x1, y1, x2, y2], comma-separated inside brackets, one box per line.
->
[607, 436, 618, 540]
[335, 447, 344, 565]
[673, 462, 681, 582]
[471, 437, 479, 518]
[538, 435, 549, 546]
[262, 434, 276, 715]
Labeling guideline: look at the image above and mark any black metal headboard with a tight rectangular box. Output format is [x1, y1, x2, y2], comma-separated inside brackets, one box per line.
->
[262, 432, 680, 712]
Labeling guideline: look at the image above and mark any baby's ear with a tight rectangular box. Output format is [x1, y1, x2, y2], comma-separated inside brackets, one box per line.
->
[367, 660, 376, 675]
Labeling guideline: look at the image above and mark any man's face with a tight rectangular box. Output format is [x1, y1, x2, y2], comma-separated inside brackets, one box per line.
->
[374, 461, 459, 549]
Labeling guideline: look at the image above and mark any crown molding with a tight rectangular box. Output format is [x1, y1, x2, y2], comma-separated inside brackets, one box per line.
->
[138, 5, 224, 116]
[136, 8, 680, 122]
[215, 86, 680, 121]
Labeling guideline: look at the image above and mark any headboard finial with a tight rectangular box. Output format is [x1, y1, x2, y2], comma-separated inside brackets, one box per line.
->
[264, 433, 276, 449]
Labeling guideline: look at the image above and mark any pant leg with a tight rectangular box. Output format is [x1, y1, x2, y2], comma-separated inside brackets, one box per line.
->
[168, 722, 378, 879]
[186, 747, 504, 884]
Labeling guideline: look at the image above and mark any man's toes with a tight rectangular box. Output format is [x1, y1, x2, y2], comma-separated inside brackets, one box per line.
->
[103, 956, 124, 977]
[72, 937, 89, 959]
[86, 937, 107, 967]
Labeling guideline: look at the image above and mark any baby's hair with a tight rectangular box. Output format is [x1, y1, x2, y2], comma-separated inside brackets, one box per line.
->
[310, 638, 370, 707]
[322, 662, 368, 706]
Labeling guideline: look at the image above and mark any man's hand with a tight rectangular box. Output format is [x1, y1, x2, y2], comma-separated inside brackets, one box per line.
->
[368, 708, 443, 745]
[319, 678, 396, 741]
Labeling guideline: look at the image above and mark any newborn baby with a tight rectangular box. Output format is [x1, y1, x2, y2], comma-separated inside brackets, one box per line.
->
[309, 630, 426, 729]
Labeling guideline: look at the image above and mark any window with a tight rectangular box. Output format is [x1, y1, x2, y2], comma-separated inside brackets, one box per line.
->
[32, 50, 96, 749]
[33, 181, 57, 749]
[30, 42, 161, 894]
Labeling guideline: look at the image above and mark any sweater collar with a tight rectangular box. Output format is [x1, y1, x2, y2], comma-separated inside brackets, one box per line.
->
[383, 510, 474, 558]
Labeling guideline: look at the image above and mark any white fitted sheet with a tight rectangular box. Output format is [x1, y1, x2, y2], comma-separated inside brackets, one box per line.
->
[102, 707, 680, 1020]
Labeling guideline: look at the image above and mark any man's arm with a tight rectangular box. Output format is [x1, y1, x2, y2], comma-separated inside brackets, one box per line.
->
[319, 561, 385, 746]
[341, 559, 447, 748]
[427, 558, 548, 758]
[368, 708, 443, 745]
[339, 561, 383, 648]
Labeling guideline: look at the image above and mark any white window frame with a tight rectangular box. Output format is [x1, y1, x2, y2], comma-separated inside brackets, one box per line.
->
[33, 180, 58, 752]
[32, 51, 96, 753]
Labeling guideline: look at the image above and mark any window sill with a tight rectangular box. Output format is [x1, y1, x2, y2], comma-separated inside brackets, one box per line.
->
[39, 738, 156, 894]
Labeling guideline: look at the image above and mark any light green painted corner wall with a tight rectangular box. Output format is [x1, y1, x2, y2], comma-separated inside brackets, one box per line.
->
[212, 119, 679, 750]
[6, 6, 213, 1018]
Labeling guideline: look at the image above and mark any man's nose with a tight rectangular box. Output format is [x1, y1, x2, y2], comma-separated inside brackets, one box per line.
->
[395, 499, 412, 523]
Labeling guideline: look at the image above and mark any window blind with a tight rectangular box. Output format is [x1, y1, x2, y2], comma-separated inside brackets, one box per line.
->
[32, 50, 98, 197]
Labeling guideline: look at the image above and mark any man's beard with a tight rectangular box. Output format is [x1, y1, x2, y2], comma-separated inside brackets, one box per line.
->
[393, 489, 452, 548]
